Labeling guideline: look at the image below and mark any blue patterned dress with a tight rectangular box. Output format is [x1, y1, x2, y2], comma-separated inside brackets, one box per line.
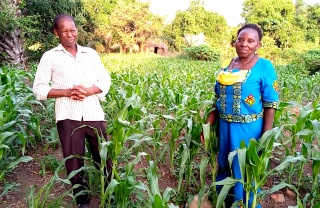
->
[214, 58, 279, 206]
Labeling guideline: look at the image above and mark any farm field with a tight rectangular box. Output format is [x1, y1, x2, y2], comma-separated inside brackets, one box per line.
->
[0, 53, 319, 208]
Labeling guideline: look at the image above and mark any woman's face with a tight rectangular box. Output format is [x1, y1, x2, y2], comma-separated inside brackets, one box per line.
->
[235, 28, 261, 58]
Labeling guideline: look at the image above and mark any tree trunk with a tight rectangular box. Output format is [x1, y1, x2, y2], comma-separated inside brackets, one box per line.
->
[0, 30, 27, 68]
[0, 0, 28, 69]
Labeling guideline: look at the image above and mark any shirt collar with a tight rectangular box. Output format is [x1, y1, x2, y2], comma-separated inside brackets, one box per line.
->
[54, 44, 88, 54]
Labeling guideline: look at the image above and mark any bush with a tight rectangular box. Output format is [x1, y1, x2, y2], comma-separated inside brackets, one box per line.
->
[291, 49, 320, 75]
[185, 44, 220, 61]
[302, 50, 320, 75]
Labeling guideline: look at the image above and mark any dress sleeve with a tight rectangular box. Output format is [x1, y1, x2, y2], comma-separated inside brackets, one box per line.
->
[261, 60, 279, 109]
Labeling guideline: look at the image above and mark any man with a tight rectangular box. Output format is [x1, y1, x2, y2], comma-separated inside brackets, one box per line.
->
[33, 14, 112, 208]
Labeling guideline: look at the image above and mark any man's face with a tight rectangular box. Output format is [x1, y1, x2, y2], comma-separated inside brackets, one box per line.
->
[54, 18, 78, 48]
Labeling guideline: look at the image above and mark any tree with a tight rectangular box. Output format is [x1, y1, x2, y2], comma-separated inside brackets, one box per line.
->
[305, 3, 320, 43]
[24, 0, 82, 60]
[163, 0, 229, 51]
[294, 0, 309, 30]
[109, 0, 163, 53]
[0, 0, 29, 68]
[242, 0, 303, 48]
[79, 0, 118, 50]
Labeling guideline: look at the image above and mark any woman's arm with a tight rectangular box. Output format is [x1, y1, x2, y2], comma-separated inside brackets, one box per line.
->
[206, 107, 219, 126]
[262, 107, 275, 133]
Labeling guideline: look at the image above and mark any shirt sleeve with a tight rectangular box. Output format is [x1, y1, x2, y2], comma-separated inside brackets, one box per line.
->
[32, 52, 53, 100]
[261, 60, 279, 109]
[91, 50, 111, 101]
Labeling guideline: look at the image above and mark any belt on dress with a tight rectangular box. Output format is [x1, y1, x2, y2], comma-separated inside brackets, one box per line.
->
[219, 111, 263, 123]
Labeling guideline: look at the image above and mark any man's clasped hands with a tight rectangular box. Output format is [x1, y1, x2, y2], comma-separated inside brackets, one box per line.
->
[70, 85, 92, 101]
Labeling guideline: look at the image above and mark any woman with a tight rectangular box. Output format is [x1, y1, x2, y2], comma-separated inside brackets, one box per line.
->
[203, 23, 279, 207]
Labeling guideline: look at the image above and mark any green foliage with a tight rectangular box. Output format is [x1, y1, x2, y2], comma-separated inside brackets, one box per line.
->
[78, 0, 118, 50]
[242, 0, 293, 48]
[24, 0, 83, 61]
[26, 156, 83, 208]
[81, 0, 116, 29]
[0, 0, 317, 66]
[296, 49, 320, 75]
[214, 128, 305, 208]
[2, 54, 320, 207]
[146, 161, 178, 208]
[0, 0, 38, 66]
[163, 2, 229, 51]
[0, 0, 21, 33]
[276, 64, 320, 104]
[112, 152, 148, 208]
[258, 36, 282, 61]
[108, 0, 164, 53]
[202, 121, 219, 204]
[185, 45, 220, 61]
[305, 3, 320, 43]
[0, 65, 41, 181]
[285, 49, 320, 76]
[7, 0, 316, 64]
[38, 155, 60, 176]
[273, 101, 320, 207]
[0, 0, 37, 35]
[100, 54, 320, 207]
[242, 0, 320, 49]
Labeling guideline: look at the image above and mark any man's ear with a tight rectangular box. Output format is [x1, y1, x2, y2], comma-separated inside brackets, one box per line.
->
[53, 29, 58, 37]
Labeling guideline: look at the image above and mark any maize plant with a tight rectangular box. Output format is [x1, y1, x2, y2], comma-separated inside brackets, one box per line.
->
[26, 155, 85, 208]
[213, 127, 305, 208]
[202, 121, 219, 204]
[162, 113, 187, 174]
[177, 116, 201, 193]
[146, 160, 178, 208]
[0, 66, 41, 197]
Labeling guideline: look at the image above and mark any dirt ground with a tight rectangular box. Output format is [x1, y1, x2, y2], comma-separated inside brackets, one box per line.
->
[0, 143, 307, 208]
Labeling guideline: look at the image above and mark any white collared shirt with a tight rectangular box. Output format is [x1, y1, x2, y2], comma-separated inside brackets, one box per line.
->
[33, 44, 111, 122]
